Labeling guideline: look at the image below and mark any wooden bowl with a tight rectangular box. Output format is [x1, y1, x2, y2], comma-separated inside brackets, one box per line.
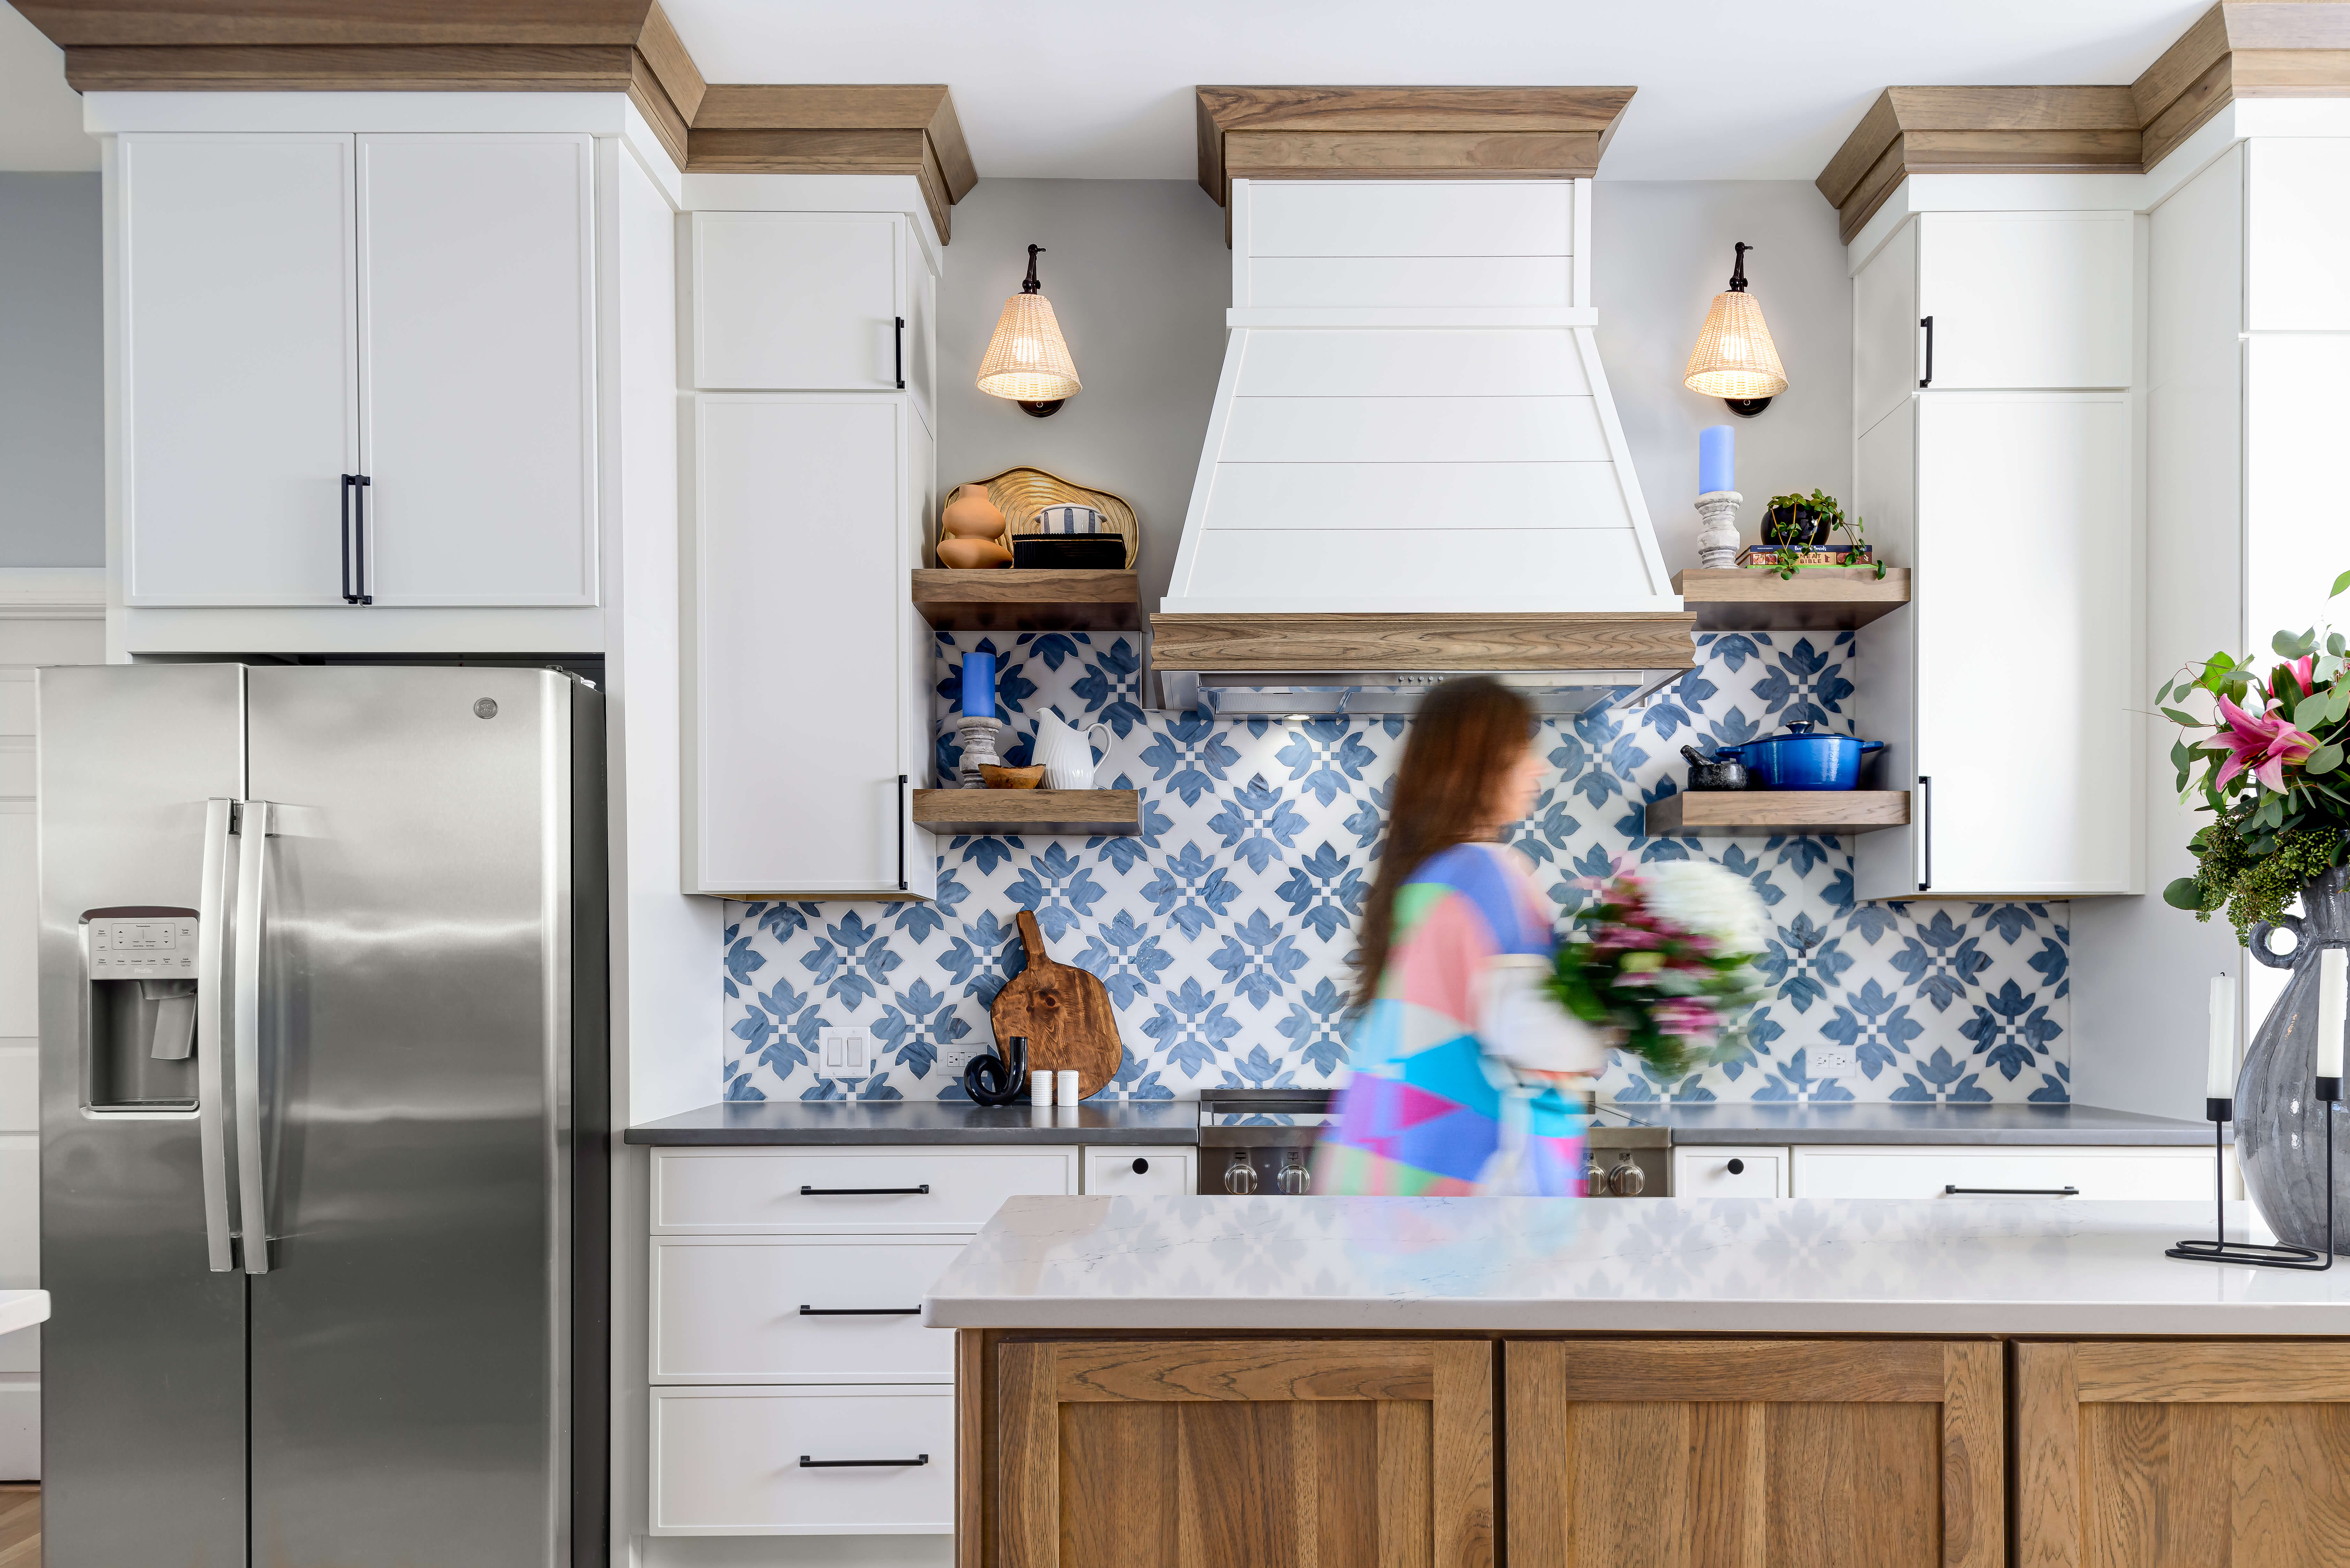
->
[980, 764, 1046, 789]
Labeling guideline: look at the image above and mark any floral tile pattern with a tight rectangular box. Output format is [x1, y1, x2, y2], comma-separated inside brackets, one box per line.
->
[721, 632, 2070, 1105]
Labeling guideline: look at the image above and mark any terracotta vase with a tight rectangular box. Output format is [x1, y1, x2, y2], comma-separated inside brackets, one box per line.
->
[941, 484, 1005, 539]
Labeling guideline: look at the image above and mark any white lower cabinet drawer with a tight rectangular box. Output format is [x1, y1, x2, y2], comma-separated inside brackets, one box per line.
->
[1673, 1145, 1790, 1198]
[1082, 1144, 1197, 1195]
[650, 1385, 954, 1536]
[652, 1144, 1077, 1233]
[1790, 1144, 2210, 1201]
[651, 1236, 965, 1383]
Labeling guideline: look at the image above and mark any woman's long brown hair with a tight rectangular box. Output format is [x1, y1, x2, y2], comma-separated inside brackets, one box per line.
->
[1351, 675, 1536, 1010]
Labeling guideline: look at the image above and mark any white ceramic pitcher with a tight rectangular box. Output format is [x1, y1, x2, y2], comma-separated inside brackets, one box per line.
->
[1031, 710, 1111, 790]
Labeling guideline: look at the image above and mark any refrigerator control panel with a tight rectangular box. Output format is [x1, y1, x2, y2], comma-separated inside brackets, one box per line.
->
[86, 914, 199, 978]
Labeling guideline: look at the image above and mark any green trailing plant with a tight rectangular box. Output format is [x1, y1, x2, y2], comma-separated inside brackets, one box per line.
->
[1758, 490, 1885, 580]
[2155, 569, 2350, 941]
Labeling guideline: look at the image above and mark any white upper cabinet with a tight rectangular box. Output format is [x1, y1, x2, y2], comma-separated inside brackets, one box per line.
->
[690, 213, 935, 421]
[1914, 212, 2134, 390]
[120, 134, 359, 607]
[356, 134, 597, 606]
[1853, 219, 1918, 437]
[118, 130, 597, 610]
[1856, 393, 2138, 901]
[2247, 139, 2350, 331]
[688, 394, 935, 899]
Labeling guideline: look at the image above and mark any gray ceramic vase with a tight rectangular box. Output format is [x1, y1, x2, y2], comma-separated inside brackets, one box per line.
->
[2242, 863, 2350, 1255]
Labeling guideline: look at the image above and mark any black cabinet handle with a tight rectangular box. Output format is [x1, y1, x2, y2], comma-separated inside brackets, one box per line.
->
[800, 1305, 922, 1316]
[1919, 315, 1934, 388]
[894, 316, 906, 390]
[801, 1455, 929, 1468]
[1726, 1158, 1746, 1175]
[1917, 774, 1932, 892]
[799, 1184, 929, 1196]
[340, 474, 356, 602]
[349, 474, 373, 605]
[1132, 1157, 1150, 1174]
[1944, 1184, 2079, 1196]
[897, 773, 909, 891]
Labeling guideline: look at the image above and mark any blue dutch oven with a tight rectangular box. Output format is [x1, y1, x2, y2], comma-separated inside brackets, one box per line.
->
[1715, 720, 1884, 790]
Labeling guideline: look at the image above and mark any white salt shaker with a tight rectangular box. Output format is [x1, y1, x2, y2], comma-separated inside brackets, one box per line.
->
[1030, 1068, 1054, 1108]
[1056, 1070, 1080, 1105]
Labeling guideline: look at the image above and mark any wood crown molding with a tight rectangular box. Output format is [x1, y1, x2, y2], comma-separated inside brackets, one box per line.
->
[1194, 85, 1636, 209]
[1818, 3, 2350, 244]
[17, 3, 973, 239]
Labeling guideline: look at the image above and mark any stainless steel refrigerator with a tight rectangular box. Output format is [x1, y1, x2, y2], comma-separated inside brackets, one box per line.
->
[36, 663, 608, 1568]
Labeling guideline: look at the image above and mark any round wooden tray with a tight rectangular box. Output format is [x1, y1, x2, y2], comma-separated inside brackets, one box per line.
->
[942, 466, 1139, 569]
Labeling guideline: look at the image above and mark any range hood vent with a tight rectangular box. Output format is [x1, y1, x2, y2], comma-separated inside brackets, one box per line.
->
[1152, 173, 1691, 712]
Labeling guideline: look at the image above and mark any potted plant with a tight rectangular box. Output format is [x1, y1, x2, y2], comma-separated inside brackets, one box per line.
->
[2155, 568, 2350, 1255]
[1756, 489, 1885, 580]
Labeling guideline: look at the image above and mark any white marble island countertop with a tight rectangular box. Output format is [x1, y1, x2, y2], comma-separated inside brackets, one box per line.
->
[923, 1196, 2350, 1336]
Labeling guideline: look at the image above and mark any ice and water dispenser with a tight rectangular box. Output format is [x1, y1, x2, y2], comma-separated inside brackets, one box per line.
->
[81, 906, 202, 1109]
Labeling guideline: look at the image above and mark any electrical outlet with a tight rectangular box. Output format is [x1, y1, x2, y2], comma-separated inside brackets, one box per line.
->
[1812, 1045, 1857, 1076]
[938, 1042, 979, 1077]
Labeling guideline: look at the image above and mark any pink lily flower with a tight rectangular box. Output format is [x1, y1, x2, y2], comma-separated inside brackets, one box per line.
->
[2214, 693, 2319, 792]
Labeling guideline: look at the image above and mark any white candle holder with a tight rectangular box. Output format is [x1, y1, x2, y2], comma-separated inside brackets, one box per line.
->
[1695, 490, 1743, 569]
[954, 714, 1003, 788]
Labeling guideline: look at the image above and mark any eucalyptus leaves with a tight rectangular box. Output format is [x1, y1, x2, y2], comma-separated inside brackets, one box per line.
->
[2157, 569, 2350, 940]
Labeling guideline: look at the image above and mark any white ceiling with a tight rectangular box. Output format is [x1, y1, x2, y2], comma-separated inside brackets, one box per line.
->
[2, 0, 2203, 180]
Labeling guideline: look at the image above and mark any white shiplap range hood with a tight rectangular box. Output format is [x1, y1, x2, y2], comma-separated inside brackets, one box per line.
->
[1153, 174, 1695, 716]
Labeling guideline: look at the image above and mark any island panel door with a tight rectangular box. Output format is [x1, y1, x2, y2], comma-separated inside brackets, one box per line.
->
[993, 1338, 1492, 1568]
[1506, 1339, 2002, 1568]
[2014, 1341, 2350, 1568]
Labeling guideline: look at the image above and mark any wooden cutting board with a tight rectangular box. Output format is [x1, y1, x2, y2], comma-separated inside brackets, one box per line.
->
[990, 909, 1122, 1100]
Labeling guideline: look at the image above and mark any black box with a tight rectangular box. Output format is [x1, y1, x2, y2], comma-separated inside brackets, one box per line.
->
[1012, 536, 1126, 570]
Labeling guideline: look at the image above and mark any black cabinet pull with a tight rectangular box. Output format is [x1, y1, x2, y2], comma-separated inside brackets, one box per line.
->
[800, 1305, 922, 1316]
[799, 1184, 929, 1196]
[801, 1454, 929, 1468]
[1917, 774, 1932, 892]
[894, 316, 906, 390]
[1919, 315, 1934, 388]
[897, 773, 909, 891]
[1944, 1184, 2079, 1196]
[350, 474, 374, 605]
[1726, 1158, 1746, 1175]
[1132, 1157, 1150, 1175]
[340, 474, 357, 602]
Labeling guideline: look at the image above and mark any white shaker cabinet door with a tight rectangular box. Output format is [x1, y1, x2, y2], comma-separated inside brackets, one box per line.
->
[691, 395, 915, 896]
[1914, 393, 2137, 896]
[692, 213, 905, 395]
[1916, 212, 2134, 391]
[119, 134, 359, 606]
[356, 133, 598, 606]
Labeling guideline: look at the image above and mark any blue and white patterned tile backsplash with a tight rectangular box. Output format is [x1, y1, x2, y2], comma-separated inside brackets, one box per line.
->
[721, 630, 2071, 1106]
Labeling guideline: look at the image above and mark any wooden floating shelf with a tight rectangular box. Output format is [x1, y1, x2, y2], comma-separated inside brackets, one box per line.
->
[912, 788, 1141, 838]
[1646, 790, 1910, 838]
[1672, 568, 1911, 631]
[911, 569, 1140, 632]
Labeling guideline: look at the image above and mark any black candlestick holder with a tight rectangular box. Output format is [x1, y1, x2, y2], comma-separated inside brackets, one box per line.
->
[2167, 1086, 2337, 1270]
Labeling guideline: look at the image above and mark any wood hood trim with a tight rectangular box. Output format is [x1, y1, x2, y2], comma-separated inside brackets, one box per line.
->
[1148, 612, 1697, 673]
[1818, 3, 2350, 243]
[1194, 85, 1636, 212]
[15, 1, 972, 240]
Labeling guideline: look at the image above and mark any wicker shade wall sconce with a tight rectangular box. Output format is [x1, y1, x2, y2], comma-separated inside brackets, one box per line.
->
[977, 244, 1082, 417]
[1684, 241, 1789, 418]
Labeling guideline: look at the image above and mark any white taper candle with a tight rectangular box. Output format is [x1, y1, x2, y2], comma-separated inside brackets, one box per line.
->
[2207, 973, 2238, 1099]
[2318, 947, 2347, 1081]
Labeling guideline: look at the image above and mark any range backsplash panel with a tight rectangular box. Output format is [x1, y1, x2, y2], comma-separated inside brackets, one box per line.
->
[721, 631, 2071, 1106]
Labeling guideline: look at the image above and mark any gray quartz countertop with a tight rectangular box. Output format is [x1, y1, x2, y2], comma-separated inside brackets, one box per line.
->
[1596, 1101, 2217, 1146]
[622, 1099, 1201, 1145]
[625, 1097, 2211, 1146]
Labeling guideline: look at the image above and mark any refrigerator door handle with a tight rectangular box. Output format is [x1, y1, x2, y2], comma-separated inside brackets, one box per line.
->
[233, 798, 274, 1274]
[195, 797, 239, 1272]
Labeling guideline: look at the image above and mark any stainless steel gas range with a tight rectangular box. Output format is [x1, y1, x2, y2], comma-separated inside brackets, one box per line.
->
[1195, 1088, 1672, 1196]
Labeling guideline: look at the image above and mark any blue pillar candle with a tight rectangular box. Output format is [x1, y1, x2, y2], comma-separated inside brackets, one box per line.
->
[1698, 424, 1735, 494]
[960, 650, 996, 718]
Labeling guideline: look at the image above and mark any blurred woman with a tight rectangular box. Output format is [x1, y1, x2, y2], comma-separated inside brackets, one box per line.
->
[1315, 676, 1605, 1195]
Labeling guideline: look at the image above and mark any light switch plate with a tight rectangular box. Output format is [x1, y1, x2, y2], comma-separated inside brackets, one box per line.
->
[844, 1030, 866, 1070]
[821, 1028, 848, 1068]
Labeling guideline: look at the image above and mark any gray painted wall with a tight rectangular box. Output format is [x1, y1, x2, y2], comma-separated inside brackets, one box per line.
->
[933, 176, 1853, 604]
[0, 172, 102, 567]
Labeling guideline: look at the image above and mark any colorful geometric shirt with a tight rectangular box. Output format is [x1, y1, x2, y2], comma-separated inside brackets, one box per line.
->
[1315, 842, 1590, 1195]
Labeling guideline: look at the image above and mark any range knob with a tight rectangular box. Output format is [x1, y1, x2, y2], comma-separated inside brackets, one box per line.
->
[1223, 1151, 1259, 1195]
[1606, 1159, 1647, 1197]
[1583, 1153, 1610, 1195]
[1277, 1150, 1312, 1195]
